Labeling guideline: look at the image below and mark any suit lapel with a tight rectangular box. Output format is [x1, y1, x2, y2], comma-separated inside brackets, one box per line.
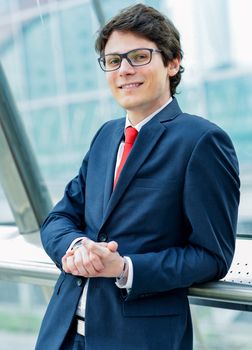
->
[103, 119, 124, 212]
[101, 117, 166, 226]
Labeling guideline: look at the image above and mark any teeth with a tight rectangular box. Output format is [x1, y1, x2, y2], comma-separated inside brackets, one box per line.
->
[121, 83, 141, 89]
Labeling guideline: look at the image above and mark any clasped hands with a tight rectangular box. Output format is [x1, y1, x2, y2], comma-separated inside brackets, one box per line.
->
[62, 238, 125, 279]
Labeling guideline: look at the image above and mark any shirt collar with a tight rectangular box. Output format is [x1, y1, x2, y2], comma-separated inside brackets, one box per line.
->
[125, 97, 173, 132]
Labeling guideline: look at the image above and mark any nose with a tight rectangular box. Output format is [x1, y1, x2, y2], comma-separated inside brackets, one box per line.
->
[118, 58, 136, 75]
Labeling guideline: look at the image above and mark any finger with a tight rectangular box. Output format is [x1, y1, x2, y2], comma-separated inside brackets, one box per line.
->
[66, 249, 74, 255]
[99, 242, 109, 247]
[66, 254, 79, 275]
[81, 237, 89, 245]
[62, 251, 73, 263]
[62, 255, 69, 272]
[63, 250, 74, 265]
[107, 241, 118, 252]
[62, 249, 79, 273]
[62, 253, 74, 273]
[84, 240, 109, 258]
[73, 248, 90, 276]
[81, 238, 108, 248]
[88, 251, 105, 272]
[76, 246, 101, 276]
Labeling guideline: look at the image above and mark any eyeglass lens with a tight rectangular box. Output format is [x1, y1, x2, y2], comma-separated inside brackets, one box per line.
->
[101, 49, 152, 71]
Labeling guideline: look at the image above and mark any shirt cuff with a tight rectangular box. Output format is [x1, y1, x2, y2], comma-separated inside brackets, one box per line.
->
[67, 237, 86, 253]
[115, 256, 133, 290]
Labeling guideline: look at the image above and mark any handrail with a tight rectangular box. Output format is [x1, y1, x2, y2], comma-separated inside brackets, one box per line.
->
[0, 228, 251, 311]
[0, 257, 251, 306]
[189, 282, 252, 305]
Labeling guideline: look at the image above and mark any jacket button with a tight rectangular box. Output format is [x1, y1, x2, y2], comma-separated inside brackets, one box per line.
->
[98, 233, 108, 242]
[76, 278, 83, 287]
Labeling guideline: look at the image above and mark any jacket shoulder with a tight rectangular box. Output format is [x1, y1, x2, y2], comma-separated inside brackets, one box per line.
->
[176, 112, 222, 131]
[170, 112, 230, 140]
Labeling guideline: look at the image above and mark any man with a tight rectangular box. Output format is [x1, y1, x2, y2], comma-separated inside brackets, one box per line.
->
[36, 4, 240, 350]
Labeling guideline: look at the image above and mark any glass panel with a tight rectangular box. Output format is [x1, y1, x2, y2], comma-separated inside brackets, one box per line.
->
[191, 304, 252, 349]
[169, 0, 252, 237]
[0, 185, 14, 223]
[0, 0, 111, 205]
[0, 281, 49, 350]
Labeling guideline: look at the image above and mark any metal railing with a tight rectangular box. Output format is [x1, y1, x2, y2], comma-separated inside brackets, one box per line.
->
[0, 227, 251, 311]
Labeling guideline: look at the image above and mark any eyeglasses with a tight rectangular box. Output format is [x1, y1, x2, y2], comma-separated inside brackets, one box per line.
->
[98, 48, 162, 72]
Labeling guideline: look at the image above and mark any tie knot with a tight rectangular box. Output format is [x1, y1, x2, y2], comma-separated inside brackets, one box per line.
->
[125, 126, 138, 145]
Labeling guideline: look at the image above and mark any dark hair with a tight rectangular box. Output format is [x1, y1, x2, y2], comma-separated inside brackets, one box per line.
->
[95, 3, 184, 96]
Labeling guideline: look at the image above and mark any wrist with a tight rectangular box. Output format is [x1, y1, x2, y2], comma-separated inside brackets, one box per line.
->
[118, 257, 125, 276]
[116, 257, 129, 286]
[72, 241, 82, 249]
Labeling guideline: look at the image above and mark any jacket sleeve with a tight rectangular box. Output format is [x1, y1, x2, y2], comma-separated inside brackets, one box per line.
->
[40, 152, 89, 268]
[127, 127, 240, 300]
[40, 122, 109, 268]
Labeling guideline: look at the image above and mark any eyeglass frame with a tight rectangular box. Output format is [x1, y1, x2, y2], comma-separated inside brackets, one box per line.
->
[97, 48, 162, 72]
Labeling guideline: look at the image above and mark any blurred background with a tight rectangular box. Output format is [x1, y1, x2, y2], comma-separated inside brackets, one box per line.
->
[0, 0, 251, 349]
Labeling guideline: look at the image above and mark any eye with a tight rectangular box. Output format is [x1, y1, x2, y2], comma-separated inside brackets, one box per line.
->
[129, 50, 149, 63]
[106, 55, 121, 67]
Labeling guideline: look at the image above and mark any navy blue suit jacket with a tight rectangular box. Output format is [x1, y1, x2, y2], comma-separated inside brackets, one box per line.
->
[36, 98, 240, 350]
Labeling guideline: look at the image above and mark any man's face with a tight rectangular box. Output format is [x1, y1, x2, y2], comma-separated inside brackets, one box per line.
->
[104, 31, 178, 122]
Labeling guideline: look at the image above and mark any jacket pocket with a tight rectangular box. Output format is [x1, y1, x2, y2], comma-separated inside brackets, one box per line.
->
[132, 177, 178, 191]
[123, 292, 187, 317]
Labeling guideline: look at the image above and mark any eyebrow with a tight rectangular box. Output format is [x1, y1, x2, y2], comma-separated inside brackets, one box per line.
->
[103, 48, 141, 56]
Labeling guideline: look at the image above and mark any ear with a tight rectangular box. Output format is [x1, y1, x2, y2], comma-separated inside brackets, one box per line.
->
[167, 58, 181, 77]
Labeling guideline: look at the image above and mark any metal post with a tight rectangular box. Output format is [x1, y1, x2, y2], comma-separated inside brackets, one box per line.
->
[0, 62, 52, 234]
[91, 0, 105, 27]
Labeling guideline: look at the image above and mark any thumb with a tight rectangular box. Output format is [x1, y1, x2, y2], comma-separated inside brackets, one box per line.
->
[107, 241, 118, 252]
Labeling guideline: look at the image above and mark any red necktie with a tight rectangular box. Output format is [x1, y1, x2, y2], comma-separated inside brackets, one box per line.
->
[114, 126, 138, 188]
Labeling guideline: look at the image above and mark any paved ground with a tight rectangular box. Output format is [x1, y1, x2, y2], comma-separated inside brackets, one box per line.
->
[0, 331, 37, 350]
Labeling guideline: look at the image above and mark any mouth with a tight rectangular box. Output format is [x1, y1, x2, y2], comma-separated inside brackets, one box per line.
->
[119, 82, 143, 89]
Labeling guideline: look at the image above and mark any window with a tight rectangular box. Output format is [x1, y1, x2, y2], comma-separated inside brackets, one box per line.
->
[0, 1, 251, 349]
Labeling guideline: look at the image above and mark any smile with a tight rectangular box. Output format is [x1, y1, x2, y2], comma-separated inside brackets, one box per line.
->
[119, 82, 143, 89]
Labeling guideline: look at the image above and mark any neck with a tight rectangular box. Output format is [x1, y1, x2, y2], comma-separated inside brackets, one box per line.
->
[127, 98, 172, 126]
[127, 113, 150, 126]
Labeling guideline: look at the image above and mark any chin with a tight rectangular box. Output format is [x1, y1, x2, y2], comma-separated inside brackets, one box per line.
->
[118, 98, 142, 111]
